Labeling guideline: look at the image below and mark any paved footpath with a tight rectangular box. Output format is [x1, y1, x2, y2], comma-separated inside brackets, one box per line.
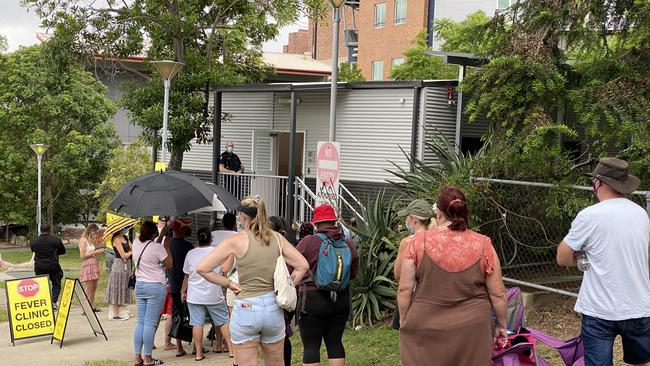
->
[0, 304, 234, 366]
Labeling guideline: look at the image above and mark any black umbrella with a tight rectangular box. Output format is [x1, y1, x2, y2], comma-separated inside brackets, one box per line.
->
[187, 182, 240, 214]
[109, 170, 214, 217]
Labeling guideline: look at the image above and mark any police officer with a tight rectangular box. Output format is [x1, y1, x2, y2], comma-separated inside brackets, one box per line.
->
[219, 141, 244, 173]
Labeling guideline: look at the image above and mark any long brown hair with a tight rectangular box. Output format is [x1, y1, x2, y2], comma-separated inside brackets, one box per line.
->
[241, 196, 273, 245]
[82, 224, 99, 241]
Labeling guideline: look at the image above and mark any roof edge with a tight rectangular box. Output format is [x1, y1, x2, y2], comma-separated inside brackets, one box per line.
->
[212, 80, 458, 93]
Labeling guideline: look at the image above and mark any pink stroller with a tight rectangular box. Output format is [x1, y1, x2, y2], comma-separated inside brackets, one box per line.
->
[491, 287, 584, 366]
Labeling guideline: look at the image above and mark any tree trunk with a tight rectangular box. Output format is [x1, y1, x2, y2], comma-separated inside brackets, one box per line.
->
[169, 149, 184, 171]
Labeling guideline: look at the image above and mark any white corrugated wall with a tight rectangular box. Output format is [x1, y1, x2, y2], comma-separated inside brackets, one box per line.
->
[179, 92, 273, 172]
[421, 86, 458, 165]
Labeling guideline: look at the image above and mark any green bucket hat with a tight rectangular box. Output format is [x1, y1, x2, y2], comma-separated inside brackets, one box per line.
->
[398, 199, 433, 219]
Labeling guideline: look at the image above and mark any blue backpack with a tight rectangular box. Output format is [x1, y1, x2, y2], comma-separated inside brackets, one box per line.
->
[314, 233, 352, 292]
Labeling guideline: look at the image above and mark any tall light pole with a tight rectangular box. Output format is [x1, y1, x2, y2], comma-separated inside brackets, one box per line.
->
[328, 0, 346, 142]
[152, 60, 184, 167]
[30, 144, 49, 235]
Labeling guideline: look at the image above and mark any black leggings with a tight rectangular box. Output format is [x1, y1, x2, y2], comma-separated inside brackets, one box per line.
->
[298, 290, 350, 363]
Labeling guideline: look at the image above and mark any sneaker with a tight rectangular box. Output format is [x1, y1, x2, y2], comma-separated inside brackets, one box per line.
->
[52, 303, 59, 310]
[112, 315, 130, 321]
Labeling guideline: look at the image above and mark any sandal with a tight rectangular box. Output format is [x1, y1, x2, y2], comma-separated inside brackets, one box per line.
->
[175, 351, 186, 357]
[195, 356, 206, 361]
[193, 348, 208, 355]
[143, 359, 164, 366]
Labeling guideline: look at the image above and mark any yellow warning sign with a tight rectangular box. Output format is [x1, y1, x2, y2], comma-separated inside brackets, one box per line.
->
[5, 276, 55, 343]
[52, 278, 75, 342]
[155, 162, 167, 172]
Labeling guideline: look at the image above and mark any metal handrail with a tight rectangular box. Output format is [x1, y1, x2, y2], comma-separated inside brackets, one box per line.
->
[340, 182, 364, 208]
[220, 172, 289, 180]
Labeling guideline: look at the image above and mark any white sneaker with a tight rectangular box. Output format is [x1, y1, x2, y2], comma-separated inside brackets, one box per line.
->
[112, 315, 130, 321]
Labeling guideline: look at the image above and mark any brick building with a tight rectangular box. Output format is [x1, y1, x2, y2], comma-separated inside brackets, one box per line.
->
[284, 0, 509, 80]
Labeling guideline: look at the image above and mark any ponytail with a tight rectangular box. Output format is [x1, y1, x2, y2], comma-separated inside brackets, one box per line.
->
[241, 196, 273, 245]
[436, 187, 469, 231]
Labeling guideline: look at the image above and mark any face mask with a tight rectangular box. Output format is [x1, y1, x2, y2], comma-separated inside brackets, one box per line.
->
[226, 147, 234, 153]
[122, 228, 129, 235]
[405, 219, 413, 234]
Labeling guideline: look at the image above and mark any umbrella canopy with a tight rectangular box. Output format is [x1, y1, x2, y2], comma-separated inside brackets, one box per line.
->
[109, 170, 214, 217]
[188, 182, 240, 214]
[102, 216, 139, 244]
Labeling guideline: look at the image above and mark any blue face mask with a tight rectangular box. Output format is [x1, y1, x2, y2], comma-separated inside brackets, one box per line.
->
[226, 146, 234, 153]
[406, 223, 414, 235]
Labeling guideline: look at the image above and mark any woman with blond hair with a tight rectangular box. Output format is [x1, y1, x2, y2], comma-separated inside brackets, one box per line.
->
[79, 224, 105, 312]
[197, 196, 309, 366]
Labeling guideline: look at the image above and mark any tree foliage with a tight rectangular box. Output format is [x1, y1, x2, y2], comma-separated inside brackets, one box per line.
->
[391, 30, 458, 81]
[433, 11, 494, 55]
[0, 34, 7, 54]
[23, 0, 316, 170]
[459, 0, 650, 164]
[0, 33, 118, 230]
[338, 62, 366, 82]
[96, 141, 152, 221]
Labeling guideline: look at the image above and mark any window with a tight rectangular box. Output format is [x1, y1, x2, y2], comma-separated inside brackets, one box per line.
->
[392, 58, 405, 69]
[374, 3, 386, 28]
[497, 0, 517, 10]
[394, 0, 407, 24]
[371, 60, 384, 80]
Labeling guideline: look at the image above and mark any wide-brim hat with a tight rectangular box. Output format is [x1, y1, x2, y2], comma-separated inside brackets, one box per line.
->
[398, 199, 433, 219]
[102, 215, 138, 243]
[584, 157, 640, 194]
[312, 205, 338, 224]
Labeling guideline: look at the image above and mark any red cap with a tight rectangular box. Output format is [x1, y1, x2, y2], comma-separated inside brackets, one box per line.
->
[170, 218, 192, 232]
[311, 205, 338, 224]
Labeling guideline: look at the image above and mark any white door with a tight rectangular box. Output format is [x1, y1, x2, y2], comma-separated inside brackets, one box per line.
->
[251, 130, 280, 216]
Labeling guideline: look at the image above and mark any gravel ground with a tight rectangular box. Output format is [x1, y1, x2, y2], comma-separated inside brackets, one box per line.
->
[526, 294, 625, 365]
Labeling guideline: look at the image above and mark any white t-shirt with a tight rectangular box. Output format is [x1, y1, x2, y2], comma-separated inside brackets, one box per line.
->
[183, 246, 225, 305]
[564, 198, 650, 320]
[211, 230, 236, 247]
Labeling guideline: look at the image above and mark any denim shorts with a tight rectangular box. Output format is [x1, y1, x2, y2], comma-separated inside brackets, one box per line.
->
[230, 291, 285, 345]
[187, 301, 229, 327]
[582, 315, 650, 365]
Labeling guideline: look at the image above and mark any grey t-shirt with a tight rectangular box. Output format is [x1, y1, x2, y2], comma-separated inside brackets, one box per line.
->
[564, 198, 650, 320]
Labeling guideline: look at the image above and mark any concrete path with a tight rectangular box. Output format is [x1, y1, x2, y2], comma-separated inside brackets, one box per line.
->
[0, 304, 234, 366]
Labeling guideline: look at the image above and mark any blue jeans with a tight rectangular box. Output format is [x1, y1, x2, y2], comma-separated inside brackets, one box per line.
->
[582, 315, 650, 366]
[134, 282, 167, 357]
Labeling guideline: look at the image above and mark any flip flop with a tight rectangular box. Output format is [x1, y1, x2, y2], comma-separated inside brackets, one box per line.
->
[193, 348, 208, 355]
[195, 356, 205, 361]
[175, 351, 186, 357]
[143, 359, 164, 366]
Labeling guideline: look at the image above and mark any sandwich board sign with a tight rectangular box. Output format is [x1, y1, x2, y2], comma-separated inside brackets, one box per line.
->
[5, 275, 55, 345]
[316, 141, 341, 209]
[51, 277, 108, 348]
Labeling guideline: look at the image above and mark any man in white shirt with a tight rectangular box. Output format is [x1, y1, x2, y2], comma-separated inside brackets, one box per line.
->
[211, 213, 237, 247]
[557, 157, 650, 366]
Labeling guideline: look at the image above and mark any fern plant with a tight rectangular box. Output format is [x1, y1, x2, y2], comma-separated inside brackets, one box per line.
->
[350, 192, 400, 326]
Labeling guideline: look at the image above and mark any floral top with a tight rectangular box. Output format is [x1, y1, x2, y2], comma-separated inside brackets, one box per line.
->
[406, 226, 495, 276]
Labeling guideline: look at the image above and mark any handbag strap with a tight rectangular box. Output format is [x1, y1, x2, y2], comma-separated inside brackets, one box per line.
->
[272, 232, 284, 258]
[134, 240, 152, 273]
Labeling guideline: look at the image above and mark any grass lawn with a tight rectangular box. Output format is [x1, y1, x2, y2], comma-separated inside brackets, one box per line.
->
[290, 324, 399, 366]
[1, 247, 111, 308]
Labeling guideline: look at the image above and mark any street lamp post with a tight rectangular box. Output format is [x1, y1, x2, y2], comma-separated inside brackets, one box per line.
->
[328, 0, 346, 142]
[152, 60, 184, 167]
[30, 144, 49, 235]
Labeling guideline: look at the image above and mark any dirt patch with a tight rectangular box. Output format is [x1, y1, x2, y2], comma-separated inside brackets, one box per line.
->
[526, 294, 625, 365]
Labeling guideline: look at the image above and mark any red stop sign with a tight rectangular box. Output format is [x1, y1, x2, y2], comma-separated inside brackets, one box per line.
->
[17, 279, 40, 298]
[317, 142, 340, 187]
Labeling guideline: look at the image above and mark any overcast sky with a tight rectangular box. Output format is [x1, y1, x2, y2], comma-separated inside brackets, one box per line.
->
[0, 1, 307, 53]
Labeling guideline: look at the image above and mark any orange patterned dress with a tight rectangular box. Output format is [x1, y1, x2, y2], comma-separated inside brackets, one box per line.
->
[399, 226, 496, 366]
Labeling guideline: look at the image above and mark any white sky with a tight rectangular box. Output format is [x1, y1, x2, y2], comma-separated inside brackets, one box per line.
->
[0, 1, 307, 53]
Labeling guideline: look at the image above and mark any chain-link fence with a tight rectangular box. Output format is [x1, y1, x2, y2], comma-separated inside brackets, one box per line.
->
[470, 176, 650, 297]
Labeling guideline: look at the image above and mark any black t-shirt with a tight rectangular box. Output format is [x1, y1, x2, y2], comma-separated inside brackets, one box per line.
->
[31, 234, 66, 271]
[168, 237, 194, 293]
[219, 151, 242, 172]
